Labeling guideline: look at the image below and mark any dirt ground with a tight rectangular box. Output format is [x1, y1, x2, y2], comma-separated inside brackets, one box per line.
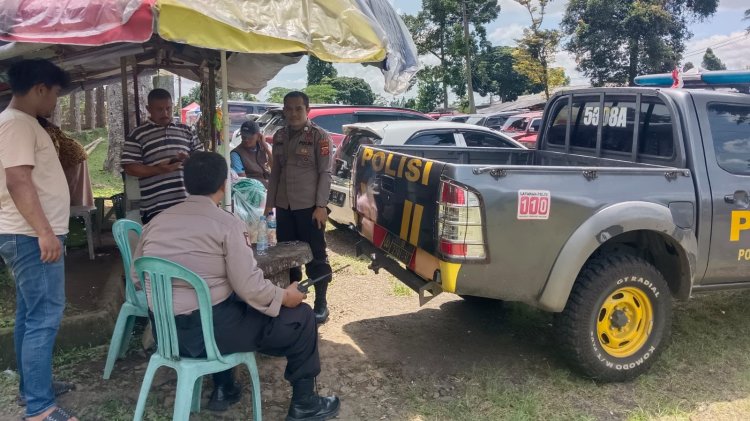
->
[3, 227, 750, 420]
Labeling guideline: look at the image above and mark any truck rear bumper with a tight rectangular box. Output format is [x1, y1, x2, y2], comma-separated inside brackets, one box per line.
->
[355, 239, 443, 306]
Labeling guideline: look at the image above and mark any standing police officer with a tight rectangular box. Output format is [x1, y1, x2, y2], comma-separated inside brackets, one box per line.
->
[266, 91, 333, 324]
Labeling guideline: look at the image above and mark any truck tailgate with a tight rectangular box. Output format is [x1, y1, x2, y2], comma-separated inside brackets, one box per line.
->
[353, 146, 446, 262]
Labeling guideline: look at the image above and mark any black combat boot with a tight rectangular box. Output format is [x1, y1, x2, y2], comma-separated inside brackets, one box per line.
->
[207, 369, 242, 411]
[287, 378, 340, 421]
[313, 282, 329, 324]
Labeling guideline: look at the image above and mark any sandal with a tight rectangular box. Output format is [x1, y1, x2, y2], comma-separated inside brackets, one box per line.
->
[16, 381, 76, 407]
[23, 407, 77, 421]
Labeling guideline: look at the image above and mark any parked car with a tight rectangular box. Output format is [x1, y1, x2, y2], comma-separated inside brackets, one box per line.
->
[465, 110, 528, 130]
[500, 111, 543, 148]
[351, 77, 750, 382]
[257, 106, 433, 148]
[328, 121, 523, 227]
[437, 114, 470, 123]
[226, 101, 278, 147]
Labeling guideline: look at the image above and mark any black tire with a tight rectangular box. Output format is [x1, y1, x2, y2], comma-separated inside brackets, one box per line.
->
[555, 253, 672, 382]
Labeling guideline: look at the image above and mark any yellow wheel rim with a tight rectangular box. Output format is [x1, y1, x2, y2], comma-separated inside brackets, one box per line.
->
[596, 286, 654, 358]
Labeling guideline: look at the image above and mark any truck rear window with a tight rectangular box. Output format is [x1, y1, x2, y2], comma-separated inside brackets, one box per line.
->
[547, 95, 675, 159]
[708, 103, 750, 175]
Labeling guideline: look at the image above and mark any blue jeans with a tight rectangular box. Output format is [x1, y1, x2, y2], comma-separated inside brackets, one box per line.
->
[0, 234, 66, 417]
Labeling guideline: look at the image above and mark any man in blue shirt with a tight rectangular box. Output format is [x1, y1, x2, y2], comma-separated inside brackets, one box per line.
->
[230, 121, 271, 188]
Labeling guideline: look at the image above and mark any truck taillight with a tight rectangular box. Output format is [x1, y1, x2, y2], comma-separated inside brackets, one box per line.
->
[438, 180, 486, 260]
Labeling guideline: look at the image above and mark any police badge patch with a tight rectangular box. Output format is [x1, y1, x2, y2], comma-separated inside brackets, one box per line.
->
[319, 138, 330, 156]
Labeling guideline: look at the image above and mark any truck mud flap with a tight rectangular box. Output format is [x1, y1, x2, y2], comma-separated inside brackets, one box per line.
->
[355, 240, 442, 306]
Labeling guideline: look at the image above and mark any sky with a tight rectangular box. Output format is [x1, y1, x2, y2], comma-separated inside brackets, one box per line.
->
[178, 0, 750, 106]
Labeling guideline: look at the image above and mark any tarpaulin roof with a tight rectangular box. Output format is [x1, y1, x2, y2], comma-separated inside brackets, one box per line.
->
[0, 0, 418, 96]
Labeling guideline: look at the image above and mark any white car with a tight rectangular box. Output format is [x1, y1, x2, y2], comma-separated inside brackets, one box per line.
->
[328, 121, 525, 227]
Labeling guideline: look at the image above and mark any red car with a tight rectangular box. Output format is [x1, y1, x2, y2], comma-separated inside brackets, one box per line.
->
[257, 106, 432, 147]
[500, 111, 544, 149]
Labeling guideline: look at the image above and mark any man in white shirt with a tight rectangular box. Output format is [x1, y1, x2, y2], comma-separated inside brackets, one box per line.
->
[0, 59, 78, 421]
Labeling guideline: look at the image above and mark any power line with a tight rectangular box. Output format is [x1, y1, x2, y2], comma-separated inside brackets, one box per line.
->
[682, 34, 749, 59]
[683, 33, 746, 56]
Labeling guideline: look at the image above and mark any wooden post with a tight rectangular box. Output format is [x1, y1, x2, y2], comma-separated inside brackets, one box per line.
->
[208, 64, 216, 151]
[120, 57, 130, 137]
[132, 64, 141, 127]
[83, 89, 94, 130]
[95, 87, 106, 128]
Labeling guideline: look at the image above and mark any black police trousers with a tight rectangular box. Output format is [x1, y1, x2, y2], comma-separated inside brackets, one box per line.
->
[170, 295, 321, 384]
[276, 206, 332, 286]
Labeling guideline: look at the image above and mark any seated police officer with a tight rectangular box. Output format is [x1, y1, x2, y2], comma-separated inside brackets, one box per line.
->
[132, 151, 339, 420]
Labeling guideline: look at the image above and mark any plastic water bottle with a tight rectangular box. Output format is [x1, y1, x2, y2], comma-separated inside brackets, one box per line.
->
[267, 212, 277, 247]
[256, 216, 268, 256]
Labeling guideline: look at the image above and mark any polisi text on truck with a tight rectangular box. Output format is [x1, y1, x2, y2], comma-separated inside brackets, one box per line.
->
[360, 147, 433, 186]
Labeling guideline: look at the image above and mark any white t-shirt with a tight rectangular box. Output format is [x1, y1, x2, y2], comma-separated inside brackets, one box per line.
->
[0, 109, 70, 236]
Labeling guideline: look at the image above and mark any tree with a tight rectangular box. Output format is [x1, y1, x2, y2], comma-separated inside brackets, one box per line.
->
[303, 84, 338, 104]
[702, 48, 726, 71]
[745, 9, 749, 32]
[513, 0, 564, 99]
[267, 87, 293, 103]
[562, 0, 718, 86]
[473, 45, 540, 102]
[683, 62, 695, 72]
[179, 85, 201, 108]
[325, 76, 375, 105]
[403, 0, 500, 108]
[227, 91, 258, 101]
[414, 68, 444, 113]
[307, 56, 337, 85]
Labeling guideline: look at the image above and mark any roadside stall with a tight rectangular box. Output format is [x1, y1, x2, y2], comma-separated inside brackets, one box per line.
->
[0, 0, 418, 243]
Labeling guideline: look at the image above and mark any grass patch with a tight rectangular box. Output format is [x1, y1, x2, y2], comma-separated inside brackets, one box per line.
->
[69, 128, 123, 198]
[390, 278, 413, 297]
[0, 370, 19, 409]
[328, 253, 372, 276]
[398, 290, 750, 420]
[53, 345, 107, 380]
[0, 268, 14, 328]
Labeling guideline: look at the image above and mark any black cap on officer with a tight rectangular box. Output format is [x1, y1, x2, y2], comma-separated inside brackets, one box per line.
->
[240, 121, 261, 137]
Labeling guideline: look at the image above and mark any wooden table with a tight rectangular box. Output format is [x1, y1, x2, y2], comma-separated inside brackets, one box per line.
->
[253, 241, 313, 288]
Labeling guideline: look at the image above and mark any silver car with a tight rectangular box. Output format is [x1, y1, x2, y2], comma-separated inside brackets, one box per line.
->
[328, 121, 524, 227]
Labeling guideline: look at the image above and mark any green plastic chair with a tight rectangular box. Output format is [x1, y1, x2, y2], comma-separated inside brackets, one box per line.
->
[132, 256, 262, 421]
[103, 219, 148, 379]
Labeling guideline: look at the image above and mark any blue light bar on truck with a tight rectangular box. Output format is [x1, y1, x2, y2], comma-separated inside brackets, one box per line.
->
[634, 70, 750, 92]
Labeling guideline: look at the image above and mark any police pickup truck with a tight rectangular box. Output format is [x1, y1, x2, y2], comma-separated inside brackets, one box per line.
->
[351, 71, 750, 382]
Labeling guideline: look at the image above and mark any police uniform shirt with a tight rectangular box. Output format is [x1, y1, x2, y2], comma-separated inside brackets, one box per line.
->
[267, 121, 332, 210]
[131, 195, 285, 316]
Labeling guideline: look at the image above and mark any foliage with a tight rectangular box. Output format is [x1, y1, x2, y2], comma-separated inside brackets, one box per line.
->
[562, 0, 719, 86]
[307, 56, 338, 85]
[324, 76, 375, 105]
[227, 91, 258, 101]
[303, 84, 338, 104]
[179, 85, 201, 108]
[69, 128, 123, 197]
[267, 87, 294, 104]
[414, 67, 445, 113]
[403, 0, 500, 108]
[473, 46, 542, 101]
[746, 9, 750, 32]
[512, 0, 565, 99]
[683, 61, 695, 72]
[701, 48, 726, 71]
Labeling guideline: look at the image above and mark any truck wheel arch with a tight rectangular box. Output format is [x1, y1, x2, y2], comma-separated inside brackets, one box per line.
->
[538, 201, 697, 312]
